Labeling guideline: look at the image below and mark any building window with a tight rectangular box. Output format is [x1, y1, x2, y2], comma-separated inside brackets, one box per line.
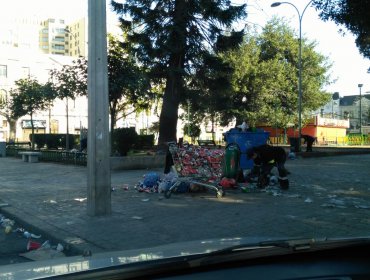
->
[0, 65, 7, 78]
[54, 45, 65, 50]
[0, 89, 7, 104]
[54, 37, 65, 42]
[21, 67, 30, 78]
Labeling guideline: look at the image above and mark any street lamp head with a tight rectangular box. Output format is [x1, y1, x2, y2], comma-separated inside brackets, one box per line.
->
[358, 84, 363, 88]
[271, 2, 282, 7]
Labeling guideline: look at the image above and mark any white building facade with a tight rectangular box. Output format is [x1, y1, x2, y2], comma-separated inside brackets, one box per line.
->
[0, 46, 88, 143]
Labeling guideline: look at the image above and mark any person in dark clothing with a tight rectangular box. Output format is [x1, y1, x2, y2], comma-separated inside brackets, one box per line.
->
[80, 138, 87, 152]
[246, 144, 289, 189]
[301, 134, 317, 152]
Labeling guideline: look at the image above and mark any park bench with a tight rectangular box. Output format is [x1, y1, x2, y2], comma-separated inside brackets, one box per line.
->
[197, 139, 217, 147]
[18, 151, 42, 163]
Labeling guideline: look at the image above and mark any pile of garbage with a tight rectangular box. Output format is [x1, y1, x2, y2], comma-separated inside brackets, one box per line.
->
[172, 146, 224, 178]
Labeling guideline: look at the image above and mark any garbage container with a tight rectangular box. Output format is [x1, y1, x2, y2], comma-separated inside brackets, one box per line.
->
[223, 129, 270, 170]
[289, 137, 299, 152]
[222, 143, 241, 179]
[0, 142, 5, 157]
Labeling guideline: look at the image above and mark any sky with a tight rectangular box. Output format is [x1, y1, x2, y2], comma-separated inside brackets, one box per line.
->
[2, 0, 369, 97]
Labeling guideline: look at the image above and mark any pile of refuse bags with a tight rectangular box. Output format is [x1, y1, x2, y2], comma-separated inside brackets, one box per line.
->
[135, 171, 179, 193]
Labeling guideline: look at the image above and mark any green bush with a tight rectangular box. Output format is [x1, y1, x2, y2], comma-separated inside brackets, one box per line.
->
[30, 134, 46, 149]
[112, 128, 138, 156]
[134, 134, 155, 149]
[30, 134, 79, 150]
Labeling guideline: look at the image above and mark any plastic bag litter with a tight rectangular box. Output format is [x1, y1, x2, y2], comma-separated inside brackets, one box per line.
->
[237, 121, 249, 132]
[288, 152, 296, 160]
[143, 172, 161, 188]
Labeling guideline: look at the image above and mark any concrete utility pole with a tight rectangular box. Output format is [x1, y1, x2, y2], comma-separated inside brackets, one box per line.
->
[87, 0, 111, 216]
[358, 84, 363, 135]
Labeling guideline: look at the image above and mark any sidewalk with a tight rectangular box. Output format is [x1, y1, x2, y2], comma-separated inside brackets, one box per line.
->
[1, 152, 370, 258]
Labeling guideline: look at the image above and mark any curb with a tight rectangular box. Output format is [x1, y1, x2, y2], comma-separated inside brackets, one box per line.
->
[296, 150, 370, 158]
[0, 204, 103, 258]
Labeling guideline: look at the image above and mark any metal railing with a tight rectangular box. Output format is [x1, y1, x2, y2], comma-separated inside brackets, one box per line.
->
[6, 147, 87, 166]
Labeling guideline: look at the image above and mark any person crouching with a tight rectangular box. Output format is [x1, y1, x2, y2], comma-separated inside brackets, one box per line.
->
[246, 144, 289, 190]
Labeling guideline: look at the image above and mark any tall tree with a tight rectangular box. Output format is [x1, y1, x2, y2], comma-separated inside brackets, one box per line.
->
[107, 34, 153, 151]
[50, 58, 87, 149]
[0, 89, 20, 141]
[10, 78, 55, 149]
[184, 53, 235, 140]
[313, 0, 370, 58]
[111, 0, 247, 149]
[219, 18, 332, 129]
[56, 36, 154, 153]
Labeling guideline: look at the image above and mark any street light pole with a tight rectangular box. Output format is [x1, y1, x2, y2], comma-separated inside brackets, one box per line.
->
[66, 97, 69, 150]
[271, 0, 313, 152]
[358, 84, 363, 135]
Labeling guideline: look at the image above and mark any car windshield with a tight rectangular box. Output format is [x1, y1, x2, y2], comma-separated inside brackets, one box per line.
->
[0, 0, 370, 279]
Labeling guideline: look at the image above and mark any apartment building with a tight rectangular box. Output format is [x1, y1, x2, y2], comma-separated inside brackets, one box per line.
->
[65, 18, 87, 57]
[0, 46, 88, 142]
[39, 18, 68, 56]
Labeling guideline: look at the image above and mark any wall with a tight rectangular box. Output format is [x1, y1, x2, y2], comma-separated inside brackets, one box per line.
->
[110, 155, 165, 171]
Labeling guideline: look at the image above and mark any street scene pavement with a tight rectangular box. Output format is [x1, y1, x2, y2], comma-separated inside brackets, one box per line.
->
[1, 152, 370, 264]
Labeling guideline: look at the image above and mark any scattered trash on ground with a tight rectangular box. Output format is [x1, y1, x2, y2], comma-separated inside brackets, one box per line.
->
[43, 199, 57, 204]
[1, 213, 67, 261]
[1, 214, 15, 234]
[284, 194, 301, 198]
[354, 205, 370, 209]
[262, 186, 282, 196]
[131, 216, 143, 220]
[74, 198, 87, 202]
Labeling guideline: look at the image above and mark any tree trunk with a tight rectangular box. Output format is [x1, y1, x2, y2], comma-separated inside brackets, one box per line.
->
[158, 76, 181, 150]
[30, 114, 35, 150]
[110, 105, 116, 155]
[157, 0, 187, 151]
[8, 118, 17, 141]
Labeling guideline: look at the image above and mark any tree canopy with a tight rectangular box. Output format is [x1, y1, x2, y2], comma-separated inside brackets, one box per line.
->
[10, 78, 55, 149]
[107, 34, 153, 151]
[111, 0, 247, 148]
[217, 18, 332, 129]
[313, 0, 370, 58]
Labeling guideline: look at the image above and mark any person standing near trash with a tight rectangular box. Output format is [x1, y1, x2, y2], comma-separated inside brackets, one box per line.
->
[301, 134, 317, 152]
[246, 144, 289, 189]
